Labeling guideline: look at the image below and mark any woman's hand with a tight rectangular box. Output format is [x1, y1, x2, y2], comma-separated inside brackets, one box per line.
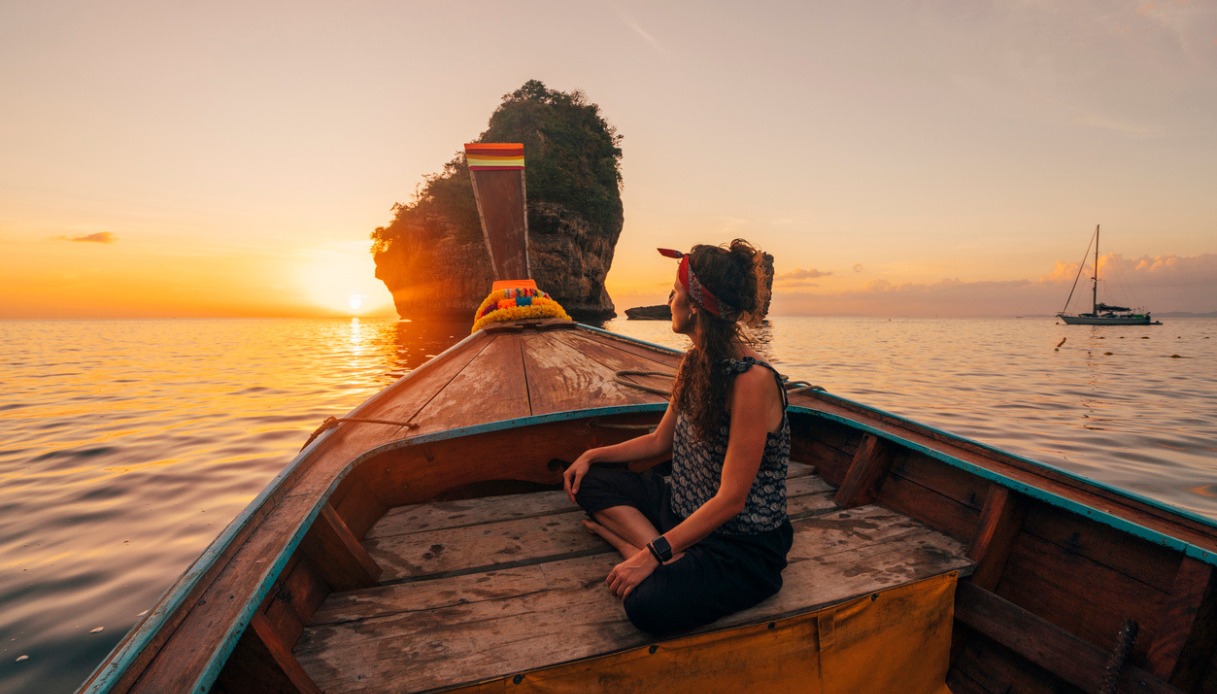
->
[563, 452, 593, 504]
[606, 548, 659, 600]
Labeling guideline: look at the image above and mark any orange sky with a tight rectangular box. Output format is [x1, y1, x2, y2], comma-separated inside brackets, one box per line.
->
[2, 1, 1215, 319]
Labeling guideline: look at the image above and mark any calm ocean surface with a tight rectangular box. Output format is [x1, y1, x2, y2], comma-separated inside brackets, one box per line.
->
[2, 316, 1215, 692]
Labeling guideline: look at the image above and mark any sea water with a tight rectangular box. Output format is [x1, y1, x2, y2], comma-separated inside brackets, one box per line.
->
[1, 316, 1214, 692]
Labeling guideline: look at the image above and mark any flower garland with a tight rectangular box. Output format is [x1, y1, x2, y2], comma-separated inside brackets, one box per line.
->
[471, 286, 572, 333]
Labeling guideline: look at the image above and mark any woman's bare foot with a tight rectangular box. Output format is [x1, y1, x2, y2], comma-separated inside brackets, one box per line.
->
[582, 519, 640, 558]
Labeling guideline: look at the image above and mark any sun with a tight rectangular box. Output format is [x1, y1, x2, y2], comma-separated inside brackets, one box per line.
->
[294, 243, 392, 316]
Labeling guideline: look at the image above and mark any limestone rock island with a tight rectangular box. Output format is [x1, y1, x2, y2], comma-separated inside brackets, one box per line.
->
[371, 81, 623, 321]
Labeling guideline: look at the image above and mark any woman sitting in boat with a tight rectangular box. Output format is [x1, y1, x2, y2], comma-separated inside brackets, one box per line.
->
[564, 239, 791, 635]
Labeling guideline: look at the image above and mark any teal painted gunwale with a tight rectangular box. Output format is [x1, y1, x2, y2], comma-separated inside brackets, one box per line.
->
[82, 321, 1217, 692]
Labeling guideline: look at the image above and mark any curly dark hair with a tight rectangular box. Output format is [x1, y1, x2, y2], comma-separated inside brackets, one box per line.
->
[672, 239, 770, 438]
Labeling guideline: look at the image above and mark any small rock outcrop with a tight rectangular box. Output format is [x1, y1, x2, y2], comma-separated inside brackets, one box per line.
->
[625, 305, 672, 320]
[372, 81, 622, 321]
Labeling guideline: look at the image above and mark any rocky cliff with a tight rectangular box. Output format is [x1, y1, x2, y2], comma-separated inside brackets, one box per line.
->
[372, 81, 622, 321]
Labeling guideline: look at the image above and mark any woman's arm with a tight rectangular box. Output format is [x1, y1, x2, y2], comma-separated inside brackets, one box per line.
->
[563, 401, 678, 503]
[659, 366, 777, 552]
[605, 367, 782, 597]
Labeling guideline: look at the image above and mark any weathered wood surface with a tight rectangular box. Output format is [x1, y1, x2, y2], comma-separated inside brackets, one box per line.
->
[791, 389, 1217, 558]
[367, 472, 831, 583]
[366, 461, 816, 540]
[295, 475, 972, 691]
[954, 582, 1178, 694]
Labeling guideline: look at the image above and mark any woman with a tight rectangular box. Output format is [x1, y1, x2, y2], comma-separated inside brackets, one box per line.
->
[563, 239, 792, 635]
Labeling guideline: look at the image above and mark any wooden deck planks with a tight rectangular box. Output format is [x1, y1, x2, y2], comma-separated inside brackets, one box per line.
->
[296, 475, 972, 692]
[366, 470, 832, 583]
[366, 462, 819, 541]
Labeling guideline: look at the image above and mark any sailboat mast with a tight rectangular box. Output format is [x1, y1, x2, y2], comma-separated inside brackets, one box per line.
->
[1092, 224, 1099, 314]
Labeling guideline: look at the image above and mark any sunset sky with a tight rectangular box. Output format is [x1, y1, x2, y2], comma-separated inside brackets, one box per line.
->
[2, 1, 1214, 319]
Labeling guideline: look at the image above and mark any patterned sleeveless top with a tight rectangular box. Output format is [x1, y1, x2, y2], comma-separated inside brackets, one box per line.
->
[669, 357, 791, 535]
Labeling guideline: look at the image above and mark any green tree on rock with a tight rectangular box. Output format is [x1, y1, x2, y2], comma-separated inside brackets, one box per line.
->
[372, 79, 623, 252]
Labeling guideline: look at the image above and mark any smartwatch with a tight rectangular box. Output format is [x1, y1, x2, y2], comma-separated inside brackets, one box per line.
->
[647, 536, 673, 563]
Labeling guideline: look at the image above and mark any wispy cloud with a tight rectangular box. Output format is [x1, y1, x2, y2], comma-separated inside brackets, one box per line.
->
[57, 232, 117, 244]
[776, 268, 833, 281]
[609, 2, 676, 67]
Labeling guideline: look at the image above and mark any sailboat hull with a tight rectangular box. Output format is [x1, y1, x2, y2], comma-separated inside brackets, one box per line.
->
[1058, 312, 1159, 325]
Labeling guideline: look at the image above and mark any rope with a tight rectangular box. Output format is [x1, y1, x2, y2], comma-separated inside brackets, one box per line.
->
[614, 370, 676, 396]
[300, 415, 419, 451]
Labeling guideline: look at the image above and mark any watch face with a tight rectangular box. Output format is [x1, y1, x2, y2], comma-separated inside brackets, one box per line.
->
[653, 536, 673, 560]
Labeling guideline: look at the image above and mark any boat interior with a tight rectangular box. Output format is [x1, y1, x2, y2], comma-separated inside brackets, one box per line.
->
[288, 461, 970, 691]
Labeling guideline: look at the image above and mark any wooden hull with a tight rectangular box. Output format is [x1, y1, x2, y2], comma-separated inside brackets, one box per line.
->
[83, 321, 1217, 693]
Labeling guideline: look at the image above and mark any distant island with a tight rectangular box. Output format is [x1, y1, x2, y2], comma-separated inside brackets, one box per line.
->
[370, 80, 623, 321]
[625, 305, 672, 320]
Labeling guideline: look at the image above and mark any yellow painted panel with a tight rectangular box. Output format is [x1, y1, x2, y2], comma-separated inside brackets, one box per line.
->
[457, 572, 958, 694]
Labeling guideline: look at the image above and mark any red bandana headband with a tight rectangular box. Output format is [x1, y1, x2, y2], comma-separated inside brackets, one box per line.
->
[658, 248, 736, 319]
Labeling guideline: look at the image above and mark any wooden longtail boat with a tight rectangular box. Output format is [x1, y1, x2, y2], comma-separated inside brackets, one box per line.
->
[83, 147, 1217, 693]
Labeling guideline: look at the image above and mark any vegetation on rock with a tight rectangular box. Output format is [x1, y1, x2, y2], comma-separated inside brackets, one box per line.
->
[370, 80, 625, 319]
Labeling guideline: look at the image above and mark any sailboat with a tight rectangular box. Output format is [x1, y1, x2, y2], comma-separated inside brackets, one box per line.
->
[1057, 225, 1160, 326]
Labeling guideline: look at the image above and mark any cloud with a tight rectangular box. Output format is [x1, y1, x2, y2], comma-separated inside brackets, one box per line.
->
[853, 263, 865, 273]
[57, 232, 117, 244]
[771, 253, 1217, 316]
[776, 268, 832, 281]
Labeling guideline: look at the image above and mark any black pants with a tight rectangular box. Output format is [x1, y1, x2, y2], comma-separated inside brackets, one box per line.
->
[574, 467, 793, 635]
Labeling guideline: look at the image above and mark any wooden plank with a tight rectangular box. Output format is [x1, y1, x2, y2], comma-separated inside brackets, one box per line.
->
[302, 505, 382, 591]
[407, 333, 532, 429]
[1146, 557, 1216, 688]
[524, 329, 676, 414]
[331, 475, 386, 540]
[298, 510, 969, 691]
[954, 582, 1177, 694]
[996, 530, 1169, 657]
[789, 415, 860, 486]
[216, 613, 320, 694]
[520, 330, 665, 413]
[336, 330, 497, 440]
[876, 466, 981, 542]
[367, 469, 827, 541]
[262, 558, 329, 648]
[367, 508, 605, 581]
[888, 448, 988, 514]
[1019, 498, 1181, 593]
[967, 484, 1026, 591]
[560, 327, 682, 371]
[367, 475, 841, 582]
[949, 627, 1081, 694]
[833, 433, 891, 507]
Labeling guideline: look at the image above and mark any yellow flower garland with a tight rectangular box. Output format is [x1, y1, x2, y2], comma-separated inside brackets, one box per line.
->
[471, 286, 572, 333]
